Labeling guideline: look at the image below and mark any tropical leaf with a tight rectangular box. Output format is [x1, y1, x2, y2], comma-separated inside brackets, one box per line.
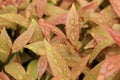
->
[37, 56, 48, 80]
[5, 62, 26, 80]
[12, 19, 35, 53]
[66, 4, 80, 47]
[0, 72, 10, 80]
[44, 40, 71, 79]
[0, 28, 12, 62]
[71, 55, 90, 80]
[0, 13, 28, 28]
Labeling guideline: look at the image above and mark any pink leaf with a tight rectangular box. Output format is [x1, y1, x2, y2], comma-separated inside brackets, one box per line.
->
[39, 18, 66, 40]
[0, 72, 10, 80]
[37, 56, 48, 80]
[36, 0, 47, 18]
[109, 0, 120, 17]
[97, 55, 120, 80]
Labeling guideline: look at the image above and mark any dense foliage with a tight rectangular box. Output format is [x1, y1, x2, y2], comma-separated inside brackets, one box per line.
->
[0, 0, 120, 80]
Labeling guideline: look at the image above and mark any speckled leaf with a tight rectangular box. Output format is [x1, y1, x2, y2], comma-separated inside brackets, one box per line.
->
[36, 0, 47, 18]
[0, 72, 10, 80]
[25, 41, 46, 55]
[37, 56, 48, 80]
[12, 19, 35, 53]
[66, 4, 79, 47]
[39, 19, 66, 40]
[5, 62, 26, 80]
[44, 40, 71, 79]
[71, 55, 90, 80]
[88, 27, 115, 63]
[97, 55, 120, 80]
[47, 13, 67, 25]
[109, 0, 120, 17]
[83, 62, 103, 80]
[0, 13, 28, 28]
[29, 19, 43, 43]
[26, 60, 38, 80]
[46, 2, 67, 16]
[0, 28, 12, 62]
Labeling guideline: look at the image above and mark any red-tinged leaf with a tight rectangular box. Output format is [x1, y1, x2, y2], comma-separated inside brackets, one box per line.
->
[0, 13, 28, 28]
[97, 55, 120, 80]
[17, 0, 25, 6]
[36, 0, 47, 18]
[89, 12, 114, 26]
[51, 75, 69, 80]
[71, 55, 90, 80]
[44, 40, 71, 79]
[47, 13, 67, 25]
[25, 41, 46, 55]
[12, 19, 35, 53]
[102, 25, 120, 47]
[5, 62, 26, 80]
[39, 19, 66, 40]
[0, 28, 12, 62]
[66, 4, 79, 47]
[60, 0, 74, 9]
[0, 72, 10, 80]
[109, 0, 120, 17]
[37, 56, 48, 79]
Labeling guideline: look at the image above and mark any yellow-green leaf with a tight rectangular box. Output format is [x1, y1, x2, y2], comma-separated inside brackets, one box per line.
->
[44, 40, 71, 79]
[0, 28, 12, 62]
[5, 62, 26, 80]
[0, 13, 28, 28]
[25, 41, 46, 55]
[26, 60, 38, 80]
[12, 19, 35, 53]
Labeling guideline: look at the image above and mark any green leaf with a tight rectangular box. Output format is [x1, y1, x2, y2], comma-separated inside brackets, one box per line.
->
[88, 27, 115, 63]
[0, 72, 10, 80]
[0, 28, 12, 62]
[12, 19, 35, 53]
[29, 19, 43, 43]
[46, 2, 67, 16]
[0, 13, 28, 28]
[25, 41, 46, 55]
[66, 4, 80, 47]
[26, 60, 38, 80]
[5, 62, 26, 80]
[71, 55, 90, 80]
[44, 40, 71, 79]
[83, 62, 103, 80]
